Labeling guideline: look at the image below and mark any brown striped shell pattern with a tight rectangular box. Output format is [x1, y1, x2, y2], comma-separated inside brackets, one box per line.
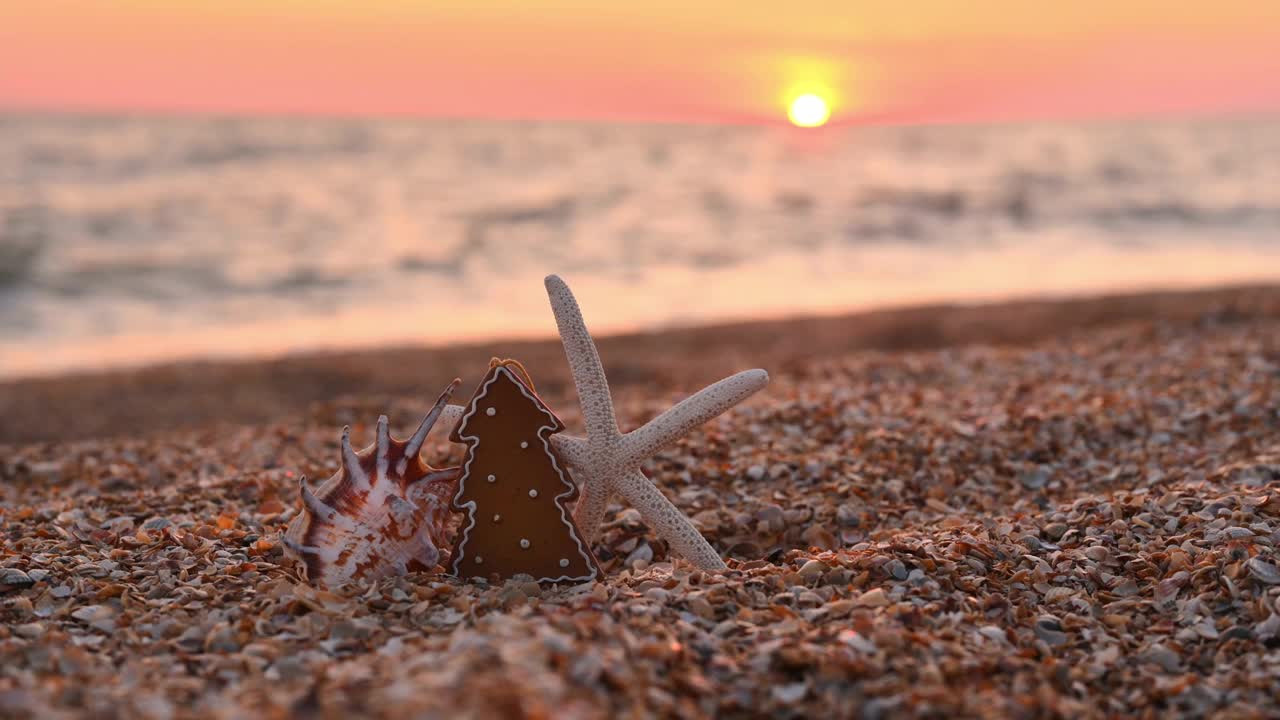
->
[283, 380, 462, 588]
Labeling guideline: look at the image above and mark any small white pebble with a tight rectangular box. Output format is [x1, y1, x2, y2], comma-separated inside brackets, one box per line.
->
[528, 489, 538, 498]
[486, 407, 496, 416]
[519, 538, 530, 549]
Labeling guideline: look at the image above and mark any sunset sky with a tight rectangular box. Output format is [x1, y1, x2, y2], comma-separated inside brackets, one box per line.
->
[1, 1, 1278, 125]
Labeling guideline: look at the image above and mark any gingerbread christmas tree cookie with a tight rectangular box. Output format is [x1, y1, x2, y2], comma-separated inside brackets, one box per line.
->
[449, 359, 601, 583]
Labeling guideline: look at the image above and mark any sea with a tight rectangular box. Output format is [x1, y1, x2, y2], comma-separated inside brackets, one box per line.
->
[1, 113, 1278, 378]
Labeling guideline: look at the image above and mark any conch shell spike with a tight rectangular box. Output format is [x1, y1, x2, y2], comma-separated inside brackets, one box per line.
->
[299, 476, 336, 520]
[375, 415, 391, 476]
[339, 425, 367, 490]
[406, 378, 462, 459]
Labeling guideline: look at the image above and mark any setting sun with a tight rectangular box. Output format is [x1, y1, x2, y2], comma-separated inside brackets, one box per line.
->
[788, 94, 830, 127]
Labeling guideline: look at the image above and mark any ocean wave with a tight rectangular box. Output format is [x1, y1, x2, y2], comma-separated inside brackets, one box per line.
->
[0, 240, 40, 290]
[1087, 203, 1280, 229]
[1, 112, 1278, 375]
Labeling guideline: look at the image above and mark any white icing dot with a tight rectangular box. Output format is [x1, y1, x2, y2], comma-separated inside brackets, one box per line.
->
[486, 407, 496, 416]
[487, 474, 496, 483]
[474, 556, 484, 564]
[559, 558, 569, 568]
[519, 538, 530, 549]
[528, 489, 538, 498]
[492, 514, 501, 522]
[520, 441, 529, 449]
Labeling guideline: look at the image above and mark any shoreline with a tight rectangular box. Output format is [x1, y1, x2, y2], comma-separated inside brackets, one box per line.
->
[3, 282, 1279, 445]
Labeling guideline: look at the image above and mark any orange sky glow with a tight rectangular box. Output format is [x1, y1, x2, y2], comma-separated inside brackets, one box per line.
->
[1, 1, 1278, 125]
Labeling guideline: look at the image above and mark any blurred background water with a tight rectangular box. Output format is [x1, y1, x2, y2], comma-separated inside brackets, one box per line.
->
[1, 112, 1278, 378]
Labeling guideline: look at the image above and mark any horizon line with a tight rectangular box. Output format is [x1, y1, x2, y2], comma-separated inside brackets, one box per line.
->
[3, 100, 1278, 131]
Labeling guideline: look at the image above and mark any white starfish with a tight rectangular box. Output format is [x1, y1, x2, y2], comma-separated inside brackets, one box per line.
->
[542, 274, 768, 570]
[435, 276, 768, 570]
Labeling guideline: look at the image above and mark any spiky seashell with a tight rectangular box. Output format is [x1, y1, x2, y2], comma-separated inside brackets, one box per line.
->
[284, 380, 462, 588]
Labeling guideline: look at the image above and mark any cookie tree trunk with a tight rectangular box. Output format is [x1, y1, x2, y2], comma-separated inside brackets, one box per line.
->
[449, 360, 600, 583]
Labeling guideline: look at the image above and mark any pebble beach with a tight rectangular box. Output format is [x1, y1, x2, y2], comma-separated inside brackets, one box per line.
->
[2, 284, 1280, 718]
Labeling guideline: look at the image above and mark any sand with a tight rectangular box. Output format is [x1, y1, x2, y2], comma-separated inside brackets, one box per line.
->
[2, 284, 1279, 718]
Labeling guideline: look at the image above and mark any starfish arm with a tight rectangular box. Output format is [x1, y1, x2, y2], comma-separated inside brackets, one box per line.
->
[621, 369, 769, 467]
[440, 404, 466, 431]
[550, 435, 607, 541]
[545, 275, 620, 440]
[570, 468, 612, 545]
[614, 469, 727, 571]
[549, 434, 589, 468]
